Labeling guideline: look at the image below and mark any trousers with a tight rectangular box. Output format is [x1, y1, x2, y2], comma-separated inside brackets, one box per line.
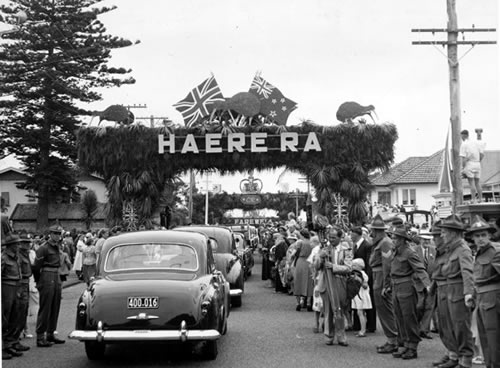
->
[476, 290, 500, 368]
[1, 283, 21, 349]
[372, 271, 398, 344]
[393, 280, 420, 349]
[35, 271, 62, 339]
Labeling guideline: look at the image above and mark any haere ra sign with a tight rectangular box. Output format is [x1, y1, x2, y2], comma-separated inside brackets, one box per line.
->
[158, 132, 321, 154]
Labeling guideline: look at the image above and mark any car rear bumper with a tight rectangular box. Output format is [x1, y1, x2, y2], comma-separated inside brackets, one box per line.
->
[69, 329, 220, 342]
[229, 288, 242, 297]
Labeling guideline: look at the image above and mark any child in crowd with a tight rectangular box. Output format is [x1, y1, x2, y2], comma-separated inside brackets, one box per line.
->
[351, 258, 372, 337]
[307, 236, 323, 333]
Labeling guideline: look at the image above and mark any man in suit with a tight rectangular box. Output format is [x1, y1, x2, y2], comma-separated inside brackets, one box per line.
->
[413, 232, 436, 339]
[350, 227, 376, 332]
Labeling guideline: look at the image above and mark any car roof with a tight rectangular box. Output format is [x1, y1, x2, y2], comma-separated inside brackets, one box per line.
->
[101, 230, 208, 254]
[175, 225, 232, 236]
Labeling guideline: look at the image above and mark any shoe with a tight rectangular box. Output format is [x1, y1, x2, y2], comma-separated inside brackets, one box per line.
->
[312, 326, 319, 333]
[438, 360, 459, 368]
[430, 328, 439, 333]
[472, 356, 484, 365]
[4, 348, 22, 357]
[47, 336, 65, 344]
[12, 342, 30, 351]
[22, 331, 33, 339]
[338, 341, 349, 347]
[2, 350, 12, 360]
[295, 304, 301, 311]
[433, 355, 450, 366]
[377, 343, 398, 354]
[420, 331, 433, 339]
[355, 332, 366, 337]
[325, 338, 334, 345]
[366, 329, 376, 333]
[392, 348, 407, 358]
[37, 339, 53, 347]
[402, 349, 418, 360]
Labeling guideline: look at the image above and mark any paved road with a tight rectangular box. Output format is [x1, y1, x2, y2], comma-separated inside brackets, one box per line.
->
[4, 256, 471, 368]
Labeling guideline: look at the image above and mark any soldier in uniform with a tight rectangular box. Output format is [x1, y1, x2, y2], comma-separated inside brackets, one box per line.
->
[466, 215, 500, 368]
[368, 214, 399, 354]
[33, 225, 66, 347]
[429, 221, 460, 368]
[388, 227, 430, 360]
[439, 215, 475, 368]
[1, 234, 26, 359]
[10, 236, 33, 353]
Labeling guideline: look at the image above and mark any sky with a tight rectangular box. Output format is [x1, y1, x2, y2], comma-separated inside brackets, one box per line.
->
[1, 0, 499, 194]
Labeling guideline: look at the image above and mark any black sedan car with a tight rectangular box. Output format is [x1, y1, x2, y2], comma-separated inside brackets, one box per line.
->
[69, 230, 229, 360]
[175, 225, 245, 307]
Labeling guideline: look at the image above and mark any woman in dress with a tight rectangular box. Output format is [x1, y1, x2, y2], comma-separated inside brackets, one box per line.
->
[351, 258, 372, 337]
[292, 229, 314, 311]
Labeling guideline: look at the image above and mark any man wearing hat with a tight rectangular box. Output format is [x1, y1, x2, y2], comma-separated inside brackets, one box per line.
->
[368, 214, 399, 353]
[33, 225, 65, 347]
[414, 231, 436, 339]
[428, 220, 460, 368]
[2, 234, 24, 359]
[440, 215, 475, 368]
[9, 236, 33, 354]
[466, 215, 500, 368]
[388, 226, 430, 360]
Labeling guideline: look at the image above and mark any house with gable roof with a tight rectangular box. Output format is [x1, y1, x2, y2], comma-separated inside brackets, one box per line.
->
[370, 150, 500, 214]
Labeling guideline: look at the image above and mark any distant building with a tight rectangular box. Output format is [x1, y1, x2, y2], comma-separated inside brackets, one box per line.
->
[9, 202, 107, 233]
[370, 150, 500, 213]
[0, 156, 107, 227]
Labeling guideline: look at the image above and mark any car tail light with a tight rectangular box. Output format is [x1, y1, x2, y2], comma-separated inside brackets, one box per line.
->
[201, 300, 210, 316]
[78, 302, 87, 317]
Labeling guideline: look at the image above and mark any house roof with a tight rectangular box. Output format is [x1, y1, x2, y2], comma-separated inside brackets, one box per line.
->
[372, 150, 500, 187]
[10, 203, 107, 221]
[371, 150, 442, 186]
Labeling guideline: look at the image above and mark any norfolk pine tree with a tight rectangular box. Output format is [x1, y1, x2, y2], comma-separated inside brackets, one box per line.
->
[0, 1, 137, 229]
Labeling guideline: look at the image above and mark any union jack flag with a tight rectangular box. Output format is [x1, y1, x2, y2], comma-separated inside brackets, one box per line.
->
[249, 75, 275, 99]
[173, 76, 225, 127]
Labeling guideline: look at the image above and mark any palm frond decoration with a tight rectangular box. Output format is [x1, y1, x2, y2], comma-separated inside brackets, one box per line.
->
[77, 121, 397, 226]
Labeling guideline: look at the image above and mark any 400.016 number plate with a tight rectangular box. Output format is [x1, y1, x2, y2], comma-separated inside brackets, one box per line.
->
[127, 296, 159, 309]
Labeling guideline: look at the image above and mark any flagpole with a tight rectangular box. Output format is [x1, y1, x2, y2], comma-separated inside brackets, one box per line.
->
[189, 169, 194, 224]
[205, 172, 209, 225]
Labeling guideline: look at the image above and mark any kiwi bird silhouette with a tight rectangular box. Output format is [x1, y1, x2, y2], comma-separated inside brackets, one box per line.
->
[336, 101, 377, 123]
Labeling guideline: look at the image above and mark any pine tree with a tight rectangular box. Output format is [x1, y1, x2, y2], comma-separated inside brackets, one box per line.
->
[0, 1, 137, 229]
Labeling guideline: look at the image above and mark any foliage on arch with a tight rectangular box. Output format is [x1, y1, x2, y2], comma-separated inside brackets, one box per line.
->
[77, 121, 397, 225]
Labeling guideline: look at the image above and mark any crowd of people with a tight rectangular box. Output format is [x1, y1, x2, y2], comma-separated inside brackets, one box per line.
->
[260, 212, 500, 368]
[1, 224, 120, 360]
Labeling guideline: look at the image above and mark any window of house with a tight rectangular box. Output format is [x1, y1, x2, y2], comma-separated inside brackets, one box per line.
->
[377, 191, 391, 206]
[1, 192, 9, 207]
[27, 189, 36, 202]
[402, 189, 416, 205]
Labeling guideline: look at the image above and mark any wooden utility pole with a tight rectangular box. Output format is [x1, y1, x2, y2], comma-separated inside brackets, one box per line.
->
[412, 0, 496, 212]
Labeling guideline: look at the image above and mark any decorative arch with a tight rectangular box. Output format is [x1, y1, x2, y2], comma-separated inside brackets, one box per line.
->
[77, 121, 397, 226]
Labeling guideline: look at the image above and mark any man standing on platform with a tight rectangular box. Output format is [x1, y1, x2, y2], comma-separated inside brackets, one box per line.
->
[33, 225, 66, 347]
[368, 214, 399, 354]
[460, 129, 484, 203]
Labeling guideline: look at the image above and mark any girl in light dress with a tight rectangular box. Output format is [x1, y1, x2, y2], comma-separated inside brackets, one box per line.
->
[351, 258, 372, 337]
[307, 236, 323, 332]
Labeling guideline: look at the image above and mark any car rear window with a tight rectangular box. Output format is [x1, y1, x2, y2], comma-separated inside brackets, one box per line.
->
[105, 243, 198, 272]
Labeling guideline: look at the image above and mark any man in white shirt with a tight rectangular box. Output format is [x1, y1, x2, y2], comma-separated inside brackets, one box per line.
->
[459, 129, 484, 203]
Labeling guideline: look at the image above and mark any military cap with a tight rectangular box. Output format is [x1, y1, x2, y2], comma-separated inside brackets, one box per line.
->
[369, 214, 387, 230]
[438, 214, 466, 231]
[387, 227, 413, 242]
[2, 234, 21, 246]
[428, 220, 442, 235]
[49, 225, 63, 234]
[466, 215, 495, 235]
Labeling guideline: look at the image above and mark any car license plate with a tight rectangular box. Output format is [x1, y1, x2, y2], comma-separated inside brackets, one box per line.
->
[127, 296, 159, 309]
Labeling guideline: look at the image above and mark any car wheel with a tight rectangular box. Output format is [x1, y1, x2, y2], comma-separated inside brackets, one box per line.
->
[85, 341, 106, 360]
[202, 340, 218, 360]
[231, 295, 242, 308]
